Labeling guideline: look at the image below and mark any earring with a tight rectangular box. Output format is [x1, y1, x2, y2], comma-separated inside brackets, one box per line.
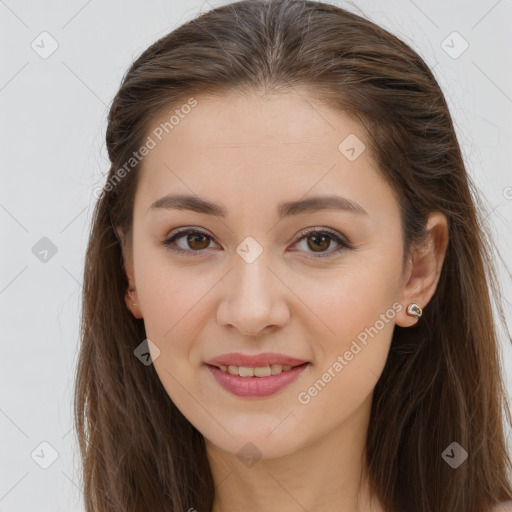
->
[406, 303, 422, 319]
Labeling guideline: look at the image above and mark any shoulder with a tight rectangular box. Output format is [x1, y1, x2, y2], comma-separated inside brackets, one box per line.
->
[492, 501, 512, 512]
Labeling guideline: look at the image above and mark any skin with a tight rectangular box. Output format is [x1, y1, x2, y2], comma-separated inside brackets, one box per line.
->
[119, 88, 449, 512]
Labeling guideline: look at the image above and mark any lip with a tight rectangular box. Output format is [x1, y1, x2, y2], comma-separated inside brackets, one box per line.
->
[205, 362, 310, 398]
[204, 352, 308, 368]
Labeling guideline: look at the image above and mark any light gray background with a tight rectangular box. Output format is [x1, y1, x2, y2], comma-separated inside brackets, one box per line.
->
[1, 0, 511, 510]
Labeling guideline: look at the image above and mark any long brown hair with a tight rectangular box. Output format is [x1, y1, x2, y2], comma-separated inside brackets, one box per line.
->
[74, 1, 512, 510]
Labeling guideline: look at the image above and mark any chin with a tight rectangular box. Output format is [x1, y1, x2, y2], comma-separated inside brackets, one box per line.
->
[204, 426, 304, 462]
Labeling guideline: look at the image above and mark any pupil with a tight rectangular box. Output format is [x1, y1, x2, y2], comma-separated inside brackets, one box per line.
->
[188, 234, 208, 249]
[308, 234, 329, 252]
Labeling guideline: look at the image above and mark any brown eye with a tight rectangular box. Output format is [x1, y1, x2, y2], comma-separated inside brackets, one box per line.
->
[294, 228, 351, 258]
[186, 233, 210, 250]
[306, 233, 331, 252]
[162, 228, 216, 256]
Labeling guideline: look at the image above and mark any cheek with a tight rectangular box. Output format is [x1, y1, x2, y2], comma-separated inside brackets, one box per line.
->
[299, 285, 395, 393]
[135, 262, 210, 410]
[134, 243, 213, 338]
[293, 295, 395, 443]
[291, 256, 401, 348]
[289, 259, 400, 413]
[138, 277, 211, 378]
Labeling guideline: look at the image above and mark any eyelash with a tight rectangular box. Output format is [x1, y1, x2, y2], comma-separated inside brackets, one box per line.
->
[161, 227, 353, 259]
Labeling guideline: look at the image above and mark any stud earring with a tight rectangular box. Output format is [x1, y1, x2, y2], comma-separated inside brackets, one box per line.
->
[406, 303, 422, 319]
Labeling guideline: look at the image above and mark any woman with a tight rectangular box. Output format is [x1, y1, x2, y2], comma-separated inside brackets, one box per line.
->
[74, 1, 512, 511]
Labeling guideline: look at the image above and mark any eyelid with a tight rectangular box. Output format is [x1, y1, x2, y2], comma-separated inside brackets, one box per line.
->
[291, 227, 353, 257]
[295, 226, 352, 246]
[161, 226, 352, 258]
[162, 226, 218, 257]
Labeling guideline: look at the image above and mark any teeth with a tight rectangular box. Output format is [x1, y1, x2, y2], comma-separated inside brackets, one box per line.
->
[218, 364, 294, 377]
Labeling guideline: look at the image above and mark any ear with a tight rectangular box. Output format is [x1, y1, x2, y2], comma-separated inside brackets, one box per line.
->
[395, 212, 449, 327]
[116, 226, 143, 320]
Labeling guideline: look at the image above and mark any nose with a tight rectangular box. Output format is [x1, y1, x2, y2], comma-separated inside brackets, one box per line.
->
[216, 253, 290, 337]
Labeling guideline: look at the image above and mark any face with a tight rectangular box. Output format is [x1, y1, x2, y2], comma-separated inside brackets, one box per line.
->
[122, 88, 414, 460]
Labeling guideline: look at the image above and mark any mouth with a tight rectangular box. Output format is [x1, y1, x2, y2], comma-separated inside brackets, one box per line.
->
[205, 362, 310, 398]
[206, 362, 307, 377]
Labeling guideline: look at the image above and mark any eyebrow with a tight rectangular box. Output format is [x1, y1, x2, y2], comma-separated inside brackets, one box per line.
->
[147, 193, 368, 218]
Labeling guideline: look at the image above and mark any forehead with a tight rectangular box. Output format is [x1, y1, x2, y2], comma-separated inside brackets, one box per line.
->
[144, 88, 364, 161]
[134, 89, 397, 219]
